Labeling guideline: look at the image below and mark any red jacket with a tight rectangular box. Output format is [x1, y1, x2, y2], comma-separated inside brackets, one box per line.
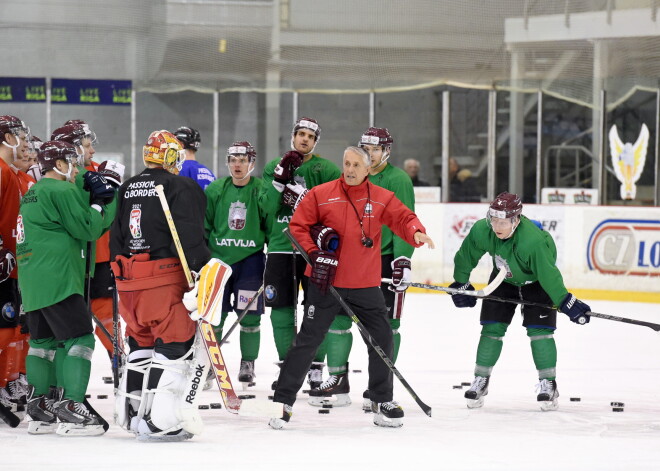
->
[290, 175, 425, 289]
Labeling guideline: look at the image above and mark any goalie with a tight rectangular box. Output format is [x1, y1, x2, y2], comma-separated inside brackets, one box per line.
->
[110, 130, 217, 441]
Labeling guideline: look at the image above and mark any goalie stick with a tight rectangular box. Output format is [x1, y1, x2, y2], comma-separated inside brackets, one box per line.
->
[155, 184, 241, 414]
[0, 401, 20, 428]
[388, 279, 660, 332]
[284, 228, 432, 417]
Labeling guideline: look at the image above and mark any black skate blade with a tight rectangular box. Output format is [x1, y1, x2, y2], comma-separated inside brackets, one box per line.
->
[83, 398, 110, 432]
[0, 402, 20, 428]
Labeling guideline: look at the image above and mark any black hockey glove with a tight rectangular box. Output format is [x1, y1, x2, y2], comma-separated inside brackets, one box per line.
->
[449, 281, 477, 308]
[272, 150, 304, 191]
[83, 171, 116, 206]
[559, 293, 591, 325]
[0, 248, 16, 283]
[389, 256, 411, 292]
[310, 224, 339, 252]
[309, 250, 338, 295]
[282, 183, 308, 211]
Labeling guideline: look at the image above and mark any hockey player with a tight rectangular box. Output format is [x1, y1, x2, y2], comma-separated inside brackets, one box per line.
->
[310, 127, 415, 409]
[110, 130, 212, 441]
[0, 116, 30, 411]
[270, 146, 434, 429]
[175, 126, 216, 190]
[204, 141, 266, 386]
[451, 192, 591, 411]
[18, 140, 116, 435]
[259, 117, 340, 389]
[51, 122, 122, 361]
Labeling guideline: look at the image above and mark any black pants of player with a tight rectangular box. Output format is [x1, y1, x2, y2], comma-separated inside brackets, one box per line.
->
[273, 284, 393, 407]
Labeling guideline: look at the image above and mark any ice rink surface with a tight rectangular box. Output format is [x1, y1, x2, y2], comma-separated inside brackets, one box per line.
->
[2, 293, 659, 471]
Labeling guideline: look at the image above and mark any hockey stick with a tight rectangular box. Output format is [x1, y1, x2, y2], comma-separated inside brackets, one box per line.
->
[155, 184, 241, 414]
[292, 249, 299, 335]
[111, 276, 121, 389]
[284, 228, 432, 417]
[382, 267, 507, 298]
[219, 285, 264, 346]
[0, 401, 20, 428]
[391, 280, 660, 332]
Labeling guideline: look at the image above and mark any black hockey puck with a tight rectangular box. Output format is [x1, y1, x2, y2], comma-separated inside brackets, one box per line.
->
[102, 376, 112, 381]
[461, 382, 471, 387]
[570, 397, 581, 402]
[85, 394, 91, 399]
[453, 385, 463, 389]
[97, 394, 108, 399]
[103, 379, 113, 384]
[268, 395, 274, 400]
[198, 405, 210, 410]
[610, 402, 625, 407]
[210, 403, 222, 409]
[318, 409, 330, 414]
[612, 407, 624, 412]
[302, 389, 311, 394]
[352, 369, 362, 373]
[322, 404, 333, 409]
[364, 409, 372, 414]
[238, 394, 255, 400]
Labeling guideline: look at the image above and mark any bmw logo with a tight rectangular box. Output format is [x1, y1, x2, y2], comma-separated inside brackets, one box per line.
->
[265, 285, 276, 301]
[2, 302, 16, 322]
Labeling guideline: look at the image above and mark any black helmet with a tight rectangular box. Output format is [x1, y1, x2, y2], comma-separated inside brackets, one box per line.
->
[174, 126, 201, 151]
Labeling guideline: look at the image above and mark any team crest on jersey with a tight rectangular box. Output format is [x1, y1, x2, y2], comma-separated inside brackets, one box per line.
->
[364, 203, 373, 215]
[129, 209, 142, 239]
[15, 215, 25, 244]
[494, 255, 513, 278]
[228, 201, 247, 231]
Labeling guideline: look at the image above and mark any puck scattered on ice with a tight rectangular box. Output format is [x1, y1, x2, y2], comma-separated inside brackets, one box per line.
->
[352, 369, 362, 373]
[570, 397, 581, 402]
[102, 376, 112, 381]
[461, 382, 471, 387]
[302, 389, 311, 394]
[322, 404, 333, 409]
[210, 403, 222, 409]
[612, 407, 624, 412]
[238, 394, 255, 400]
[610, 402, 624, 407]
[268, 395, 274, 400]
[198, 405, 210, 410]
[103, 379, 113, 384]
[453, 385, 463, 389]
[364, 409, 372, 414]
[318, 409, 330, 414]
[85, 394, 91, 399]
[97, 395, 108, 399]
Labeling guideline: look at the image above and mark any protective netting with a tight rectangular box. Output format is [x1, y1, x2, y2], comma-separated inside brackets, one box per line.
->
[6, 0, 660, 105]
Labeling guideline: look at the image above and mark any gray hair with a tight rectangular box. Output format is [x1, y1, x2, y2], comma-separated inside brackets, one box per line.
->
[344, 146, 370, 166]
[403, 158, 420, 168]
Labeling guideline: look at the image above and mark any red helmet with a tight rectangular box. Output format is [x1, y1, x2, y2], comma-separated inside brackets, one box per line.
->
[489, 192, 522, 219]
[0, 115, 29, 143]
[292, 117, 321, 142]
[38, 141, 80, 173]
[359, 127, 393, 151]
[227, 141, 256, 163]
[51, 123, 96, 146]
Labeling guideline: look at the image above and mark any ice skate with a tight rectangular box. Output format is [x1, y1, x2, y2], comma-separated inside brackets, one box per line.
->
[307, 372, 351, 407]
[26, 385, 58, 435]
[0, 387, 17, 412]
[136, 420, 194, 442]
[465, 376, 489, 409]
[268, 403, 292, 430]
[55, 399, 106, 436]
[371, 401, 404, 428]
[238, 359, 256, 389]
[362, 389, 372, 412]
[307, 362, 324, 389]
[536, 379, 559, 411]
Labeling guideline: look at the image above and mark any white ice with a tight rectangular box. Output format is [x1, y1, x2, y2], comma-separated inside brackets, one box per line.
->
[2, 293, 659, 471]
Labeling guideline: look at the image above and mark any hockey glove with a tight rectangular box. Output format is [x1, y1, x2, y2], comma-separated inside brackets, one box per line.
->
[559, 293, 591, 325]
[98, 160, 125, 188]
[310, 224, 339, 252]
[389, 256, 411, 292]
[272, 150, 304, 191]
[282, 183, 308, 211]
[83, 171, 116, 206]
[309, 250, 338, 295]
[0, 248, 17, 283]
[449, 281, 477, 308]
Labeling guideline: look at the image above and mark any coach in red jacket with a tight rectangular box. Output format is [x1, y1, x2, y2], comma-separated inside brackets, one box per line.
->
[270, 146, 434, 429]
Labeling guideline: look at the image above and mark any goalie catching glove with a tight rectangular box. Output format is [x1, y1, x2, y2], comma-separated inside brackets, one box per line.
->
[182, 258, 232, 326]
[389, 256, 411, 292]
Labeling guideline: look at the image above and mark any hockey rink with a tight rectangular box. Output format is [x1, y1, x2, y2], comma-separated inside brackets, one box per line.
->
[2, 292, 659, 471]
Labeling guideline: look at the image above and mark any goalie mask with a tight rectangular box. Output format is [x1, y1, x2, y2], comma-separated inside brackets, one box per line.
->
[38, 140, 80, 182]
[174, 126, 201, 151]
[143, 130, 185, 175]
[226, 141, 256, 182]
[359, 127, 393, 168]
[291, 117, 321, 154]
[0, 115, 30, 161]
[487, 192, 522, 239]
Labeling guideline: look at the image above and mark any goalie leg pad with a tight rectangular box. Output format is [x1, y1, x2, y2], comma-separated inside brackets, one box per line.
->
[115, 348, 153, 432]
[196, 258, 232, 326]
